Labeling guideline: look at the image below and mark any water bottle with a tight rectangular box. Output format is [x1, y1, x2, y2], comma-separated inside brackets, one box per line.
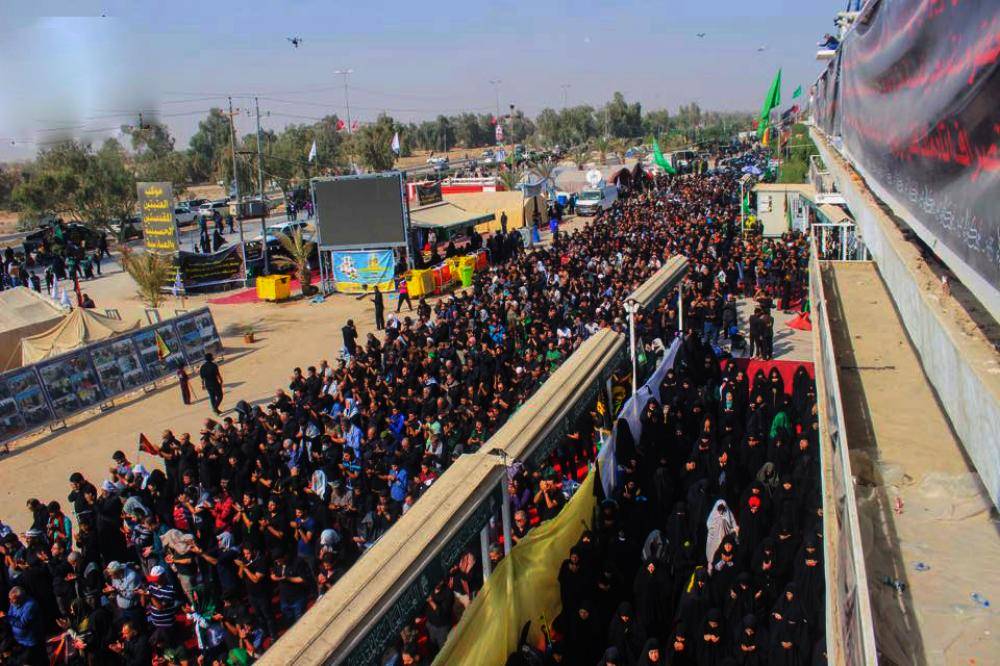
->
[970, 593, 990, 608]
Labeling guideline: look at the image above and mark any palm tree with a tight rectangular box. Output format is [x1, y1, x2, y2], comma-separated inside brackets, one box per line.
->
[532, 159, 557, 191]
[497, 166, 525, 192]
[592, 136, 611, 165]
[570, 145, 590, 170]
[119, 244, 173, 308]
[271, 228, 316, 296]
[610, 138, 630, 162]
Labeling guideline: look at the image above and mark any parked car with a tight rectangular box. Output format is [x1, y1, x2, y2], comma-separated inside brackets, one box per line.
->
[23, 222, 103, 255]
[198, 199, 230, 218]
[174, 207, 197, 227]
[426, 156, 449, 166]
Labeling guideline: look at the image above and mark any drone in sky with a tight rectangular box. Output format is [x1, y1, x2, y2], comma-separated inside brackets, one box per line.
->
[287, 36, 303, 48]
[696, 32, 706, 38]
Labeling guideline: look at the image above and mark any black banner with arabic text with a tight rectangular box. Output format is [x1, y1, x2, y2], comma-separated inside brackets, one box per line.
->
[415, 181, 443, 206]
[815, 1, 1000, 313]
[177, 245, 244, 290]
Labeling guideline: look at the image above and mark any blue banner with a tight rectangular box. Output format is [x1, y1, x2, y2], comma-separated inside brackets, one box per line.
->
[332, 249, 396, 293]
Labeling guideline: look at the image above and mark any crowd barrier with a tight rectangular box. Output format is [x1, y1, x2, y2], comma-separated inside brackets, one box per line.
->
[808, 242, 878, 665]
[0, 307, 223, 448]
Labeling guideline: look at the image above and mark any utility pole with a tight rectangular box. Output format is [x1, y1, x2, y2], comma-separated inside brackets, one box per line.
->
[227, 97, 248, 286]
[335, 69, 354, 133]
[254, 96, 270, 275]
[490, 79, 502, 146]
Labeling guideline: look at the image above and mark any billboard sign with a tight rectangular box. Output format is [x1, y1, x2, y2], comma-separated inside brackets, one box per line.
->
[137, 182, 179, 254]
[312, 173, 407, 249]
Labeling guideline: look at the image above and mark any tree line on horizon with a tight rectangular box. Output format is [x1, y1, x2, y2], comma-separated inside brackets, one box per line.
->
[0, 92, 753, 231]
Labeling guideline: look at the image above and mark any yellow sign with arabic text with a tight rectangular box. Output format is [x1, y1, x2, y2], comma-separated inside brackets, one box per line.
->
[137, 181, 178, 254]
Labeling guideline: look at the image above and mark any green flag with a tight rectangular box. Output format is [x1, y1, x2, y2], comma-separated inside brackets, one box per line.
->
[757, 68, 782, 139]
[651, 136, 677, 175]
[742, 192, 751, 217]
[792, 85, 802, 99]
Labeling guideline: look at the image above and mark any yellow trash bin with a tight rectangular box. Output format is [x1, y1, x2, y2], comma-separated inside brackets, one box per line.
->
[256, 275, 292, 301]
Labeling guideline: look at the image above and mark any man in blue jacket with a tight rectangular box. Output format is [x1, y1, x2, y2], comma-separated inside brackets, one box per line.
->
[5, 586, 46, 665]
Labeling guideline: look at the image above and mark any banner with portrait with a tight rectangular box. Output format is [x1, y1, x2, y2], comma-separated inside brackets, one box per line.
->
[331, 249, 396, 294]
[415, 181, 443, 206]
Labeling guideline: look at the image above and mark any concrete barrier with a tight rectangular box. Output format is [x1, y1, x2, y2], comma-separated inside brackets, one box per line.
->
[811, 126, 1000, 511]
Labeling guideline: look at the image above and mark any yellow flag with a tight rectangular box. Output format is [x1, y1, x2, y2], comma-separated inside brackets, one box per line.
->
[154, 331, 171, 360]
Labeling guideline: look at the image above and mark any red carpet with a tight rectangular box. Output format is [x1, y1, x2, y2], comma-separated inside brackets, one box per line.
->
[207, 272, 319, 305]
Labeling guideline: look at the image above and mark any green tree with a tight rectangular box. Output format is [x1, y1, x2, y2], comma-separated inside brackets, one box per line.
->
[592, 136, 611, 165]
[602, 92, 642, 139]
[497, 166, 525, 191]
[119, 243, 173, 308]
[271, 228, 316, 296]
[531, 159, 558, 193]
[188, 108, 232, 182]
[351, 114, 397, 172]
[13, 139, 136, 234]
[0, 166, 23, 210]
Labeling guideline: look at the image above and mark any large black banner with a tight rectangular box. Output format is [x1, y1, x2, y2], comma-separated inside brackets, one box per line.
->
[415, 181, 443, 206]
[816, 1, 1000, 314]
[177, 245, 244, 290]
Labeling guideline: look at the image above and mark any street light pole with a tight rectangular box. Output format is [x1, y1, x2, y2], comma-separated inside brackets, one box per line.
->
[227, 97, 248, 286]
[560, 83, 571, 109]
[254, 96, 270, 276]
[489, 79, 502, 145]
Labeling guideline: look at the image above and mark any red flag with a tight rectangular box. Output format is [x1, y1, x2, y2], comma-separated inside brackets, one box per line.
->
[351, 120, 359, 131]
[490, 116, 497, 125]
[138, 433, 159, 456]
[335, 119, 346, 131]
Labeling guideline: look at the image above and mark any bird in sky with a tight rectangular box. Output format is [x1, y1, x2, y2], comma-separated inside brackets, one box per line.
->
[287, 36, 303, 48]
[757, 45, 767, 52]
[696, 32, 706, 38]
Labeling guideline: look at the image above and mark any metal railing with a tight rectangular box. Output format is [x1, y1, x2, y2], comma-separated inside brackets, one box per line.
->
[809, 240, 878, 665]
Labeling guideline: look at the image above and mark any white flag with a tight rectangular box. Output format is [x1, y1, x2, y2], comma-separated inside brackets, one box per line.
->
[391, 131, 400, 155]
[308, 140, 317, 162]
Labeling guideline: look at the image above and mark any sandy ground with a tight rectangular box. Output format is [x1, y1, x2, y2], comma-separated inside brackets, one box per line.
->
[0, 257, 389, 533]
[823, 261, 999, 665]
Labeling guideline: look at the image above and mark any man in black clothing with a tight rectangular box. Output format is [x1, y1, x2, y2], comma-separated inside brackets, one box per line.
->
[342, 319, 358, 357]
[500, 211, 508, 234]
[199, 352, 224, 414]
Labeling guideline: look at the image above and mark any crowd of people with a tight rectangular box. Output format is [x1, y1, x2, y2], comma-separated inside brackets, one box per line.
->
[0, 149, 821, 665]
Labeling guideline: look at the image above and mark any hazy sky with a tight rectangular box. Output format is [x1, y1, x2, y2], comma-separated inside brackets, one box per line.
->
[0, 0, 838, 161]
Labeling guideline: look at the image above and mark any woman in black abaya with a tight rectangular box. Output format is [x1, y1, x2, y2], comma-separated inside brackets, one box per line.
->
[633, 556, 674, 643]
[736, 614, 767, 666]
[563, 600, 604, 665]
[695, 608, 728, 665]
[792, 535, 824, 631]
[667, 622, 696, 666]
[635, 638, 664, 666]
[606, 601, 643, 666]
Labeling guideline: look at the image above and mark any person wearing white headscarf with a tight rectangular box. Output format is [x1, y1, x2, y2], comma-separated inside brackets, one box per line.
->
[705, 499, 738, 569]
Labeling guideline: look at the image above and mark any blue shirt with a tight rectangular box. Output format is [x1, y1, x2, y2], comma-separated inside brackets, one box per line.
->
[346, 425, 363, 459]
[389, 469, 409, 503]
[8, 598, 38, 646]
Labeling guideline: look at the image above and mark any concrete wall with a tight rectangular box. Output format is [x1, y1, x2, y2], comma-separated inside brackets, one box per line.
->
[812, 126, 1000, 509]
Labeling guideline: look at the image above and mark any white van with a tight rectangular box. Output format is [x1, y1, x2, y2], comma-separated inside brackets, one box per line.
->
[575, 184, 618, 216]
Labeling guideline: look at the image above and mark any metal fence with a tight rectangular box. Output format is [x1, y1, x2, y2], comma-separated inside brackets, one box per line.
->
[809, 242, 878, 664]
[0, 307, 222, 446]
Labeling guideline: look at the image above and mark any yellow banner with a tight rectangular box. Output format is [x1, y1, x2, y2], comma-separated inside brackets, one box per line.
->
[433, 472, 597, 665]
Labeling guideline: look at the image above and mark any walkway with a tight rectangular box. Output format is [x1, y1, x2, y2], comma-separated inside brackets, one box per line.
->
[822, 261, 999, 665]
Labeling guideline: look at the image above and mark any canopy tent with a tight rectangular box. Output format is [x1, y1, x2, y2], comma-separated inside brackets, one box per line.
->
[408, 201, 495, 231]
[0, 288, 67, 372]
[11, 307, 141, 369]
[443, 192, 546, 233]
